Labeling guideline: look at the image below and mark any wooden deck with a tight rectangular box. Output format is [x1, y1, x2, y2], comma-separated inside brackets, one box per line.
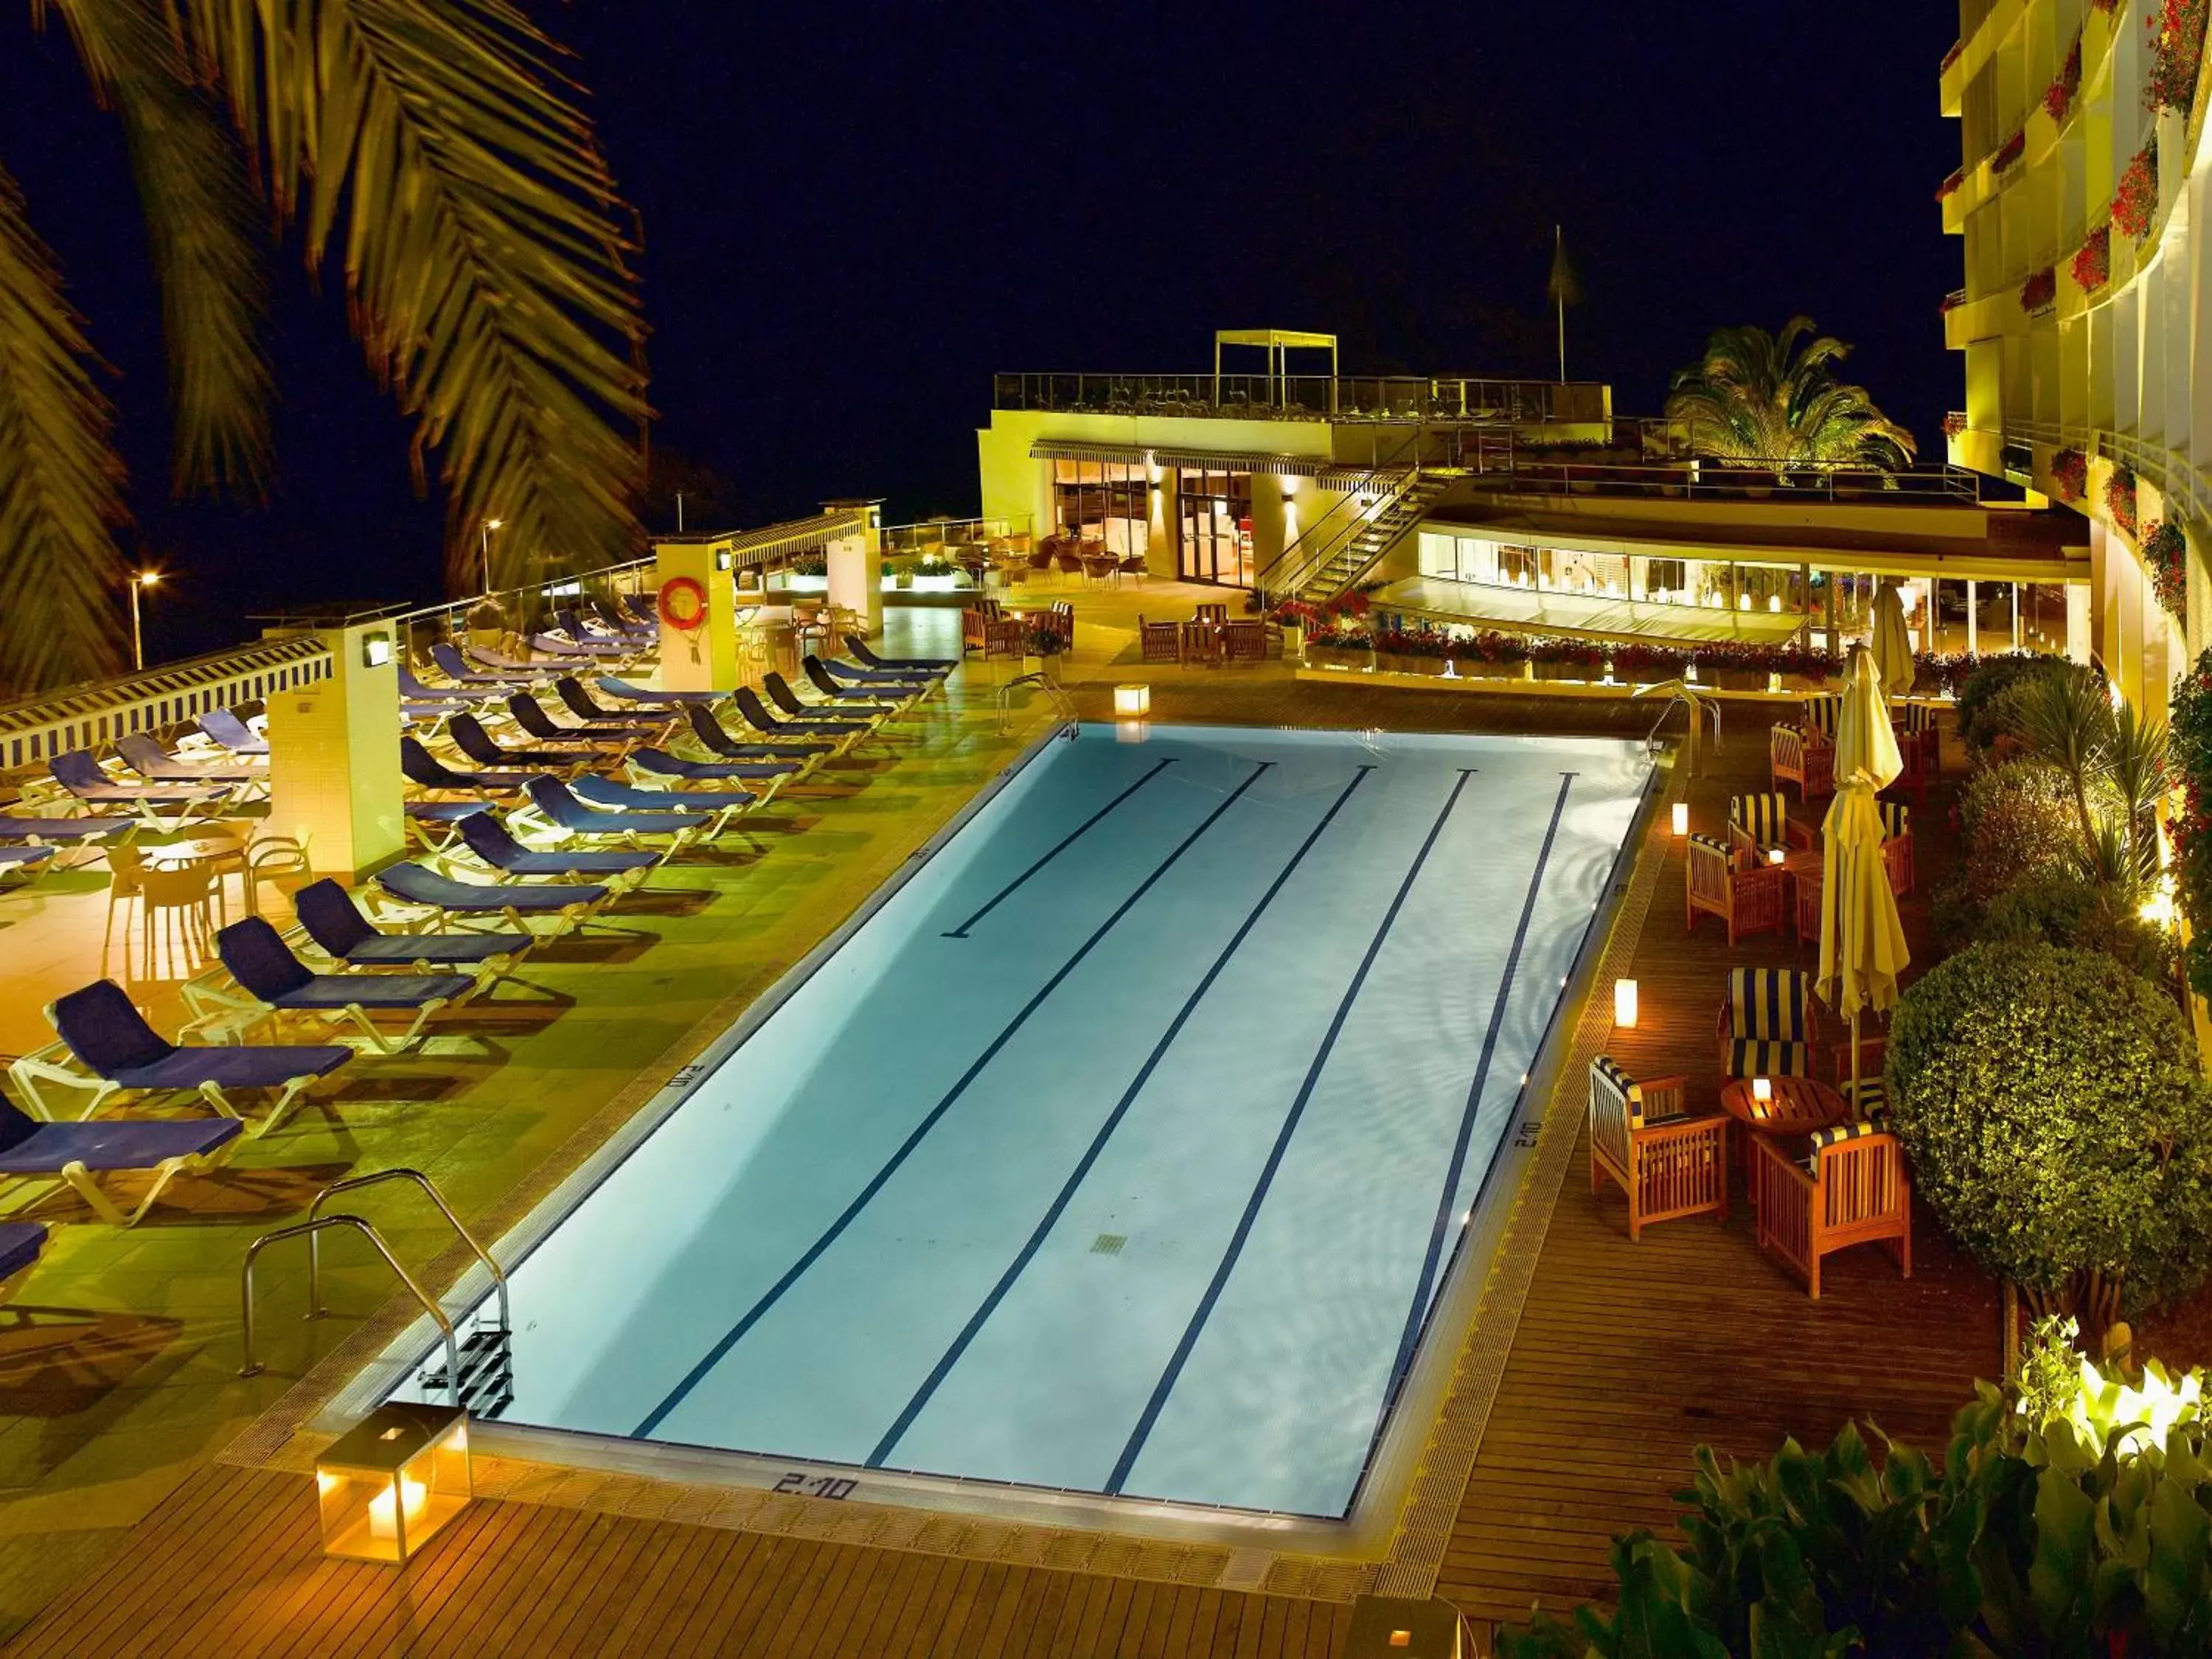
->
[1, 720, 2001, 1655]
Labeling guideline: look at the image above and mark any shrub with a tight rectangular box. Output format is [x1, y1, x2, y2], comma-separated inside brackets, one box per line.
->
[2168, 647, 2212, 997]
[1498, 1324, 2212, 1658]
[1954, 650, 2065, 753]
[1958, 759, 2084, 899]
[1887, 942, 2212, 1312]
[1977, 870, 2174, 981]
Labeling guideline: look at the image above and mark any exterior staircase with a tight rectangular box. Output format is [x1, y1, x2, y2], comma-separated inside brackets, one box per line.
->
[1284, 470, 1453, 605]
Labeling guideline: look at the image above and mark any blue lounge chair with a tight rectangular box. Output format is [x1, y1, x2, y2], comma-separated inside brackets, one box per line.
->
[574, 775, 757, 813]
[400, 666, 487, 705]
[456, 810, 660, 886]
[506, 692, 661, 747]
[116, 734, 266, 788]
[12, 979, 350, 1137]
[400, 736, 526, 796]
[803, 656, 918, 709]
[51, 751, 229, 808]
[843, 634, 955, 676]
[0, 1220, 46, 1305]
[0, 813, 136, 844]
[0, 1087, 241, 1227]
[554, 608, 636, 652]
[430, 642, 542, 686]
[764, 673, 880, 729]
[591, 597, 655, 640]
[448, 714, 590, 773]
[374, 861, 610, 933]
[191, 919, 478, 1053]
[294, 879, 530, 973]
[198, 708, 271, 756]
[729, 689, 867, 746]
[521, 776, 709, 846]
[597, 674, 720, 707]
[685, 704, 827, 766]
[556, 675, 667, 728]
[0, 846, 55, 878]
[818, 652, 937, 688]
[631, 748, 804, 785]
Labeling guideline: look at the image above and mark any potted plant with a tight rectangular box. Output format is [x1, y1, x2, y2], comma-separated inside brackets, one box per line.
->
[1525, 634, 1604, 681]
[464, 598, 507, 653]
[1272, 600, 1315, 661]
[1377, 626, 1450, 676]
[914, 555, 959, 592]
[1023, 625, 1067, 684]
[1453, 630, 1530, 680]
[890, 557, 917, 591]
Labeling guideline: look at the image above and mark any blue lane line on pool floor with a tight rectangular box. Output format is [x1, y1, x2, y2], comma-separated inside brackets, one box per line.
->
[866, 763, 1383, 1470]
[1103, 766, 1478, 1496]
[942, 757, 1179, 939]
[632, 759, 1273, 1440]
[1380, 770, 1576, 1407]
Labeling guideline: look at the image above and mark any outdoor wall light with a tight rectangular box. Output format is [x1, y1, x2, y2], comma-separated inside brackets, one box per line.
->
[316, 1402, 472, 1565]
[1113, 684, 1150, 718]
[1613, 978, 1638, 1028]
[714, 547, 734, 573]
[1671, 803, 1689, 836]
[361, 633, 392, 669]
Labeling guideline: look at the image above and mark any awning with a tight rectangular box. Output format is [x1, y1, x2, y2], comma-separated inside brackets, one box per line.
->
[1028, 440, 1354, 479]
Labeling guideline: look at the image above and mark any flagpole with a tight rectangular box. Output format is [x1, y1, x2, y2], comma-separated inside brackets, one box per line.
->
[1554, 225, 1566, 383]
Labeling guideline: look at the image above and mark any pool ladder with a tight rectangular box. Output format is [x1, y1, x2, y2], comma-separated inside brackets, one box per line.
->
[995, 670, 1079, 740]
[239, 1169, 512, 1416]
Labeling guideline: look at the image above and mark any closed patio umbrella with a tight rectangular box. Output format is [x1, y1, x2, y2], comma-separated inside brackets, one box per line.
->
[1818, 646, 1909, 1106]
[1870, 580, 1916, 701]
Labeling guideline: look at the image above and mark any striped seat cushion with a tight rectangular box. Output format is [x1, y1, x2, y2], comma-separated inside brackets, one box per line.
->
[1728, 967, 1808, 1041]
[1878, 801, 1910, 841]
[1688, 831, 1735, 863]
[1805, 1111, 1892, 1169]
[1728, 1037, 1809, 1079]
[1591, 1054, 1647, 1128]
[1731, 793, 1790, 848]
[1801, 695, 1843, 739]
[1899, 701, 1939, 734]
[1843, 1075, 1890, 1116]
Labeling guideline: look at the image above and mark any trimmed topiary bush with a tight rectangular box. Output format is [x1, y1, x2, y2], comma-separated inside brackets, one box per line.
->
[1887, 942, 2212, 1314]
[1953, 651, 2068, 754]
[1957, 759, 2087, 903]
[1977, 871, 2174, 982]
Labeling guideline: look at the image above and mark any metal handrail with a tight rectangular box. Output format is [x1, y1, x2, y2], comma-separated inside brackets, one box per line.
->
[995, 671, 1078, 739]
[239, 1215, 462, 1407]
[307, 1169, 508, 1332]
[1255, 428, 1430, 602]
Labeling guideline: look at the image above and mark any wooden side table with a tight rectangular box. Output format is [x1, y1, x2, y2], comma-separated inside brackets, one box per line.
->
[1719, 1076, 1850, 1213]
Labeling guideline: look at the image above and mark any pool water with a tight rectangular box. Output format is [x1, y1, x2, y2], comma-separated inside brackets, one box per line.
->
[393, 724, 1650, 1518]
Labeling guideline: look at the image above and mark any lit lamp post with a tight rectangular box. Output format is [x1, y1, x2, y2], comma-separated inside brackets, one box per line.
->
[479, 519, 505, 596]
[128, 568, 161, 671]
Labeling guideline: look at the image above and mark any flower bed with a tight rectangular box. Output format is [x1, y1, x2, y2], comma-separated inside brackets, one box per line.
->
[2020, 266, 2057, 314]
[2107, 465, 2140, 536]
[2051, 446, 2088, 501]
[2115, 142, 2160, 238]
[2146, 519, 2190, 619]
[2071, 224, 2110, 292]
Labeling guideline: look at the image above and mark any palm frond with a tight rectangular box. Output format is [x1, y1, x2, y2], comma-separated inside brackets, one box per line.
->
[41, 0, 274, 495]
[180, 0, 649, 589]
[1666, 318, 1915, 472]
[0, 161, 128, 694]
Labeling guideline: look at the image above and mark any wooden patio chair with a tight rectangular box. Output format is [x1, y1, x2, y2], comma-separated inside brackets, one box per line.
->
[1727, 792, 1816, 863]
[1751, 1119, 1911, 1298]
[1138, 619, 1181, 664]
[1829, 1034, 1890, 1119]
[1879, 800, 1915, 897]
[1686, 834, 1785, 946]
[1222, 620, 1267, 667]
[1770, 722, 1834, 804]
[1587, 1057, 1728, 1241]
[1717, 967, 1815, 1079]
[1801, 692, 1843, 742]
[1888, 702, 1940, 810]
[1193, 602, 1229, 627]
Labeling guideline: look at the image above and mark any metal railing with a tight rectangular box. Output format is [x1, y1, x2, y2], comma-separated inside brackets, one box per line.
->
[1474, 458, 1987, 504]
[2009, 416, 2212, 537]
[1256, 467, 1420, 605]
[877, 515, 1034, 558]
[306, 1169, 509, 1330]
[240, 1216, 463, 1406]
[991, 372, 1610, 426]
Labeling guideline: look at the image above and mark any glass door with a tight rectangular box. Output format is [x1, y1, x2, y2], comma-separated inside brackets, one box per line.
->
[1177, 469, 1254, 585]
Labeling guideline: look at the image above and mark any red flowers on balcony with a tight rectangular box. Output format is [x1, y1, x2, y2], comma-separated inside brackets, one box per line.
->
[1943, 411, 1969, 438]
[2046, 38, 2084, 121]
[2051, 448, 2088, 501]
[2115, 143, 2160, 238]
[1992, 130, 2028, 173]
[2072, 226, 2112, 292]
[1940, 289, 1966, 315]
[2108, 466, 2140, 536]
[1935, 168, 1966, 202]
[1941, 39, 1965, 72]
[2146, 520, 2190, 619]
[2020, 268, 2058, 315]
[2146, 0, 2210, 115]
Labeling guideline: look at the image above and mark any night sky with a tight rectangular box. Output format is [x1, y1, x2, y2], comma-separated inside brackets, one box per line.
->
[0, 1, 1963, 661]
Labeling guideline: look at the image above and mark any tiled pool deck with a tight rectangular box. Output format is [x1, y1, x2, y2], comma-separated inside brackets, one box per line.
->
[0, 589, 1999, 1653]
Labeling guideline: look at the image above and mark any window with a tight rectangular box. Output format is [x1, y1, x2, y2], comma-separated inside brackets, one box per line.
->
[1052, 461, 1150, 557]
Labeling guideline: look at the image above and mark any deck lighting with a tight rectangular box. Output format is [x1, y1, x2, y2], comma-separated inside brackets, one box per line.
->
[1769, 594, 1783, 613]
[1671, 802, 1688, 836]
[1767, 847, 1786, 865]
[1113, 684, 1151, 718]
[316, 1402, 472, 1565]
[1613, 978, 1638, 1027]
[1752, 1076, 1773, 1103]
[1768, 672, 1784, 693]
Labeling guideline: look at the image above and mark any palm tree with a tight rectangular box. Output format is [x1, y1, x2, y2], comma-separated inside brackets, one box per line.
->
[1, 0, 649, 695]
[1664, 318, 1916, 476]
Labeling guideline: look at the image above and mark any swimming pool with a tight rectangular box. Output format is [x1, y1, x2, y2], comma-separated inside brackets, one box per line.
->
[377, 723, 1651, 1524]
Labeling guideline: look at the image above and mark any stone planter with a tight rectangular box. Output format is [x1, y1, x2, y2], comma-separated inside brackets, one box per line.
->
[1376, 652, 1445, 676]
[1308, 645, 1374, 672]
[1280, 625, 1304, 661]
[1454, 656, 1526, 681]
[1531, 658, 1603, 681]
[1709, 667, 1766, 692]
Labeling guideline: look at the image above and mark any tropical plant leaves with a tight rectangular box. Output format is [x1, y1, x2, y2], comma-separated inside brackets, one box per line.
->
[177, 0, 650, 591]
[41, 0, 273, 495]
[1666, 317, 1917, 473]
[0, 160, 128, 694]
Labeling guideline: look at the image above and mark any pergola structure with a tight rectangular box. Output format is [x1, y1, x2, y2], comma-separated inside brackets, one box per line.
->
[1211, 328, 1339, 411]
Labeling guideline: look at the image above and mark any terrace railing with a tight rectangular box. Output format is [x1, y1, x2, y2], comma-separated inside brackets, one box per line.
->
[991, 372, 1610, 426]
[1475, 458, 1989, 505]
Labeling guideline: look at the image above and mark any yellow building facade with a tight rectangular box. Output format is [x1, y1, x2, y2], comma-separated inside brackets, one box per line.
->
[1941, 0, 2212, 710]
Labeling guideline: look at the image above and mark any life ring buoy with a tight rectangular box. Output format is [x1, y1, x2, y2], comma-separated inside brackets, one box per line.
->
[658, 577, 709, 631]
